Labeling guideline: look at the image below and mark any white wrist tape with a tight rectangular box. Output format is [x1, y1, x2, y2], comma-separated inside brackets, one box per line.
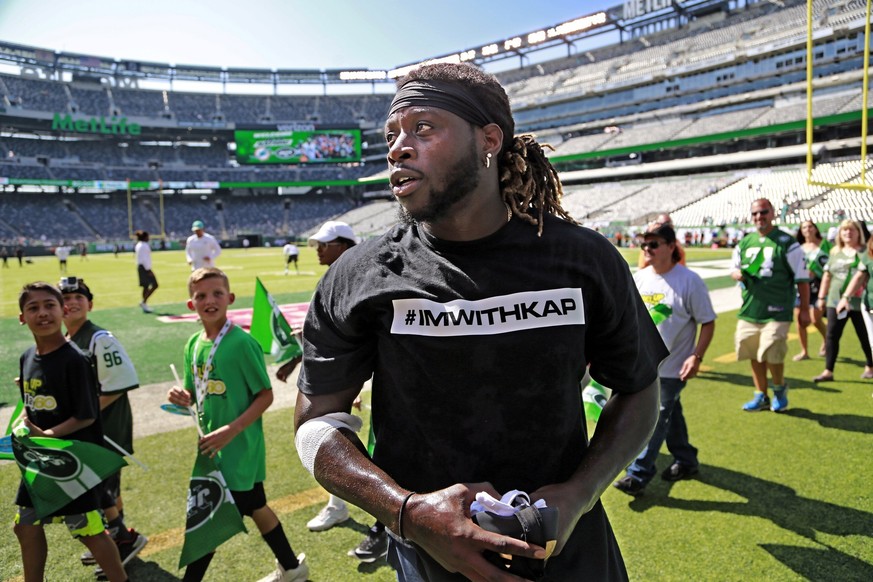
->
[295, 412, 363, 475]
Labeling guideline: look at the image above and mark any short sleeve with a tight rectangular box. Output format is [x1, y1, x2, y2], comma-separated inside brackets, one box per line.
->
[92, 332, 139, 394]
[297, 269, 377, 395]
[787, 242, 810, 281]
[239, 333, 272, 396]
[585, 248, 669, 393]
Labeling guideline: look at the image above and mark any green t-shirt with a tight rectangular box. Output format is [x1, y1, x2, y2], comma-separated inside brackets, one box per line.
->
[184, 325, 271, 491]
[824, 248, 862, 309]
[854, 252, 873, 310]
[805, 240, 831, 280]
[733, 228, 809, 323]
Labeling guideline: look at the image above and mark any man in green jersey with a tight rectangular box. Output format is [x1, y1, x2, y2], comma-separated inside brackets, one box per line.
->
[731, 199, 810, 412]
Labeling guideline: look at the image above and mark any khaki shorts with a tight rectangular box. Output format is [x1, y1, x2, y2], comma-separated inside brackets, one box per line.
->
[14, 507, 104, 538]
[735, 320, 791, 363]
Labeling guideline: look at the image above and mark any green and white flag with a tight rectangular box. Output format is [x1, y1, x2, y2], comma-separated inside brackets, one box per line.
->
[179, 453, 247, 568]
[12, 434, 127, 519]
[250, 277, 303, 363]
[583, 379, 609, 423]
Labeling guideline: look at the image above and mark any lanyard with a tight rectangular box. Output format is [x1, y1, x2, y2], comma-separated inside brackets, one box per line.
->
[192, 319, 232, 413]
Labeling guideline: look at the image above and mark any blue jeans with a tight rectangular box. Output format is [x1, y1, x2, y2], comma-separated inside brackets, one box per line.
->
[626, 377, 698, 485]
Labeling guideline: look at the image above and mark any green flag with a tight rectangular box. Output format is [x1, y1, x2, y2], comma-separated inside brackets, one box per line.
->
[250, 277, 303, 363]
[12, 434, 127, 519]
[742, 248, 765, 278]
[583, 379, 609, 423]
[649, 303, 673, 326]
[179, 453, 247, 568]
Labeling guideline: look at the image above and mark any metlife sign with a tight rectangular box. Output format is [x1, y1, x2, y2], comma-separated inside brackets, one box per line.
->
[623, 0, 673, 20]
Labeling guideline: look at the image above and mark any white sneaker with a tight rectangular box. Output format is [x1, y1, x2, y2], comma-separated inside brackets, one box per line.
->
[140, 302, 153, 313]
[257, 554, 308, 582]
[306, 502, 349, 531]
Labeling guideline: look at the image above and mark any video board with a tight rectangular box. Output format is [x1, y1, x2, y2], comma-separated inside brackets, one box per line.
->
[234, 128, 361, 164]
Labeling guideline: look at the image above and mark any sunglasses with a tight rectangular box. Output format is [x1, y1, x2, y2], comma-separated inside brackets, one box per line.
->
[750, 209, 770, 216]
[640, 241, 664, 250]
[316, 241, 344, 249]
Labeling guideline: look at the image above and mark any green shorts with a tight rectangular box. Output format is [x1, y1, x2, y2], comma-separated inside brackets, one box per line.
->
[15, 507, 105, 538]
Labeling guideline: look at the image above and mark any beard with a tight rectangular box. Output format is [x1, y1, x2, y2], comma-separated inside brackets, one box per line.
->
[396, 142, 481, 226]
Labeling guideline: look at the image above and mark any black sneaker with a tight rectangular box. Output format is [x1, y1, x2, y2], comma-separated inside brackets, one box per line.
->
[661, 463, 699, 482]
[353, 529, 388, 563]
[613, 475, 646, 497]
[116, 529, 148, 565]
[80, 550, 96, 566]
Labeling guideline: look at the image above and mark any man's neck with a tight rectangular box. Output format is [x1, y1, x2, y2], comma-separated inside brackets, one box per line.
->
[757, 224, 775, 237]
[35, 333, 67, 355]
[424, 189, 509, 242]
[202, 316, 229, 340]
[652, 261, 676, 275]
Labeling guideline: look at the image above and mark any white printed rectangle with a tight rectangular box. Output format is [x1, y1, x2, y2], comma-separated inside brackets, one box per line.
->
[390, 288, 585, 337]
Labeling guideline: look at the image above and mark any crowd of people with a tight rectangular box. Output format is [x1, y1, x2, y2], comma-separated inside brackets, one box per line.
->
[9, 63, 873, 582]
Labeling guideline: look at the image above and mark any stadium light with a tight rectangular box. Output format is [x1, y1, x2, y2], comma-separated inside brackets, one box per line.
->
[528, 31, 548, 45]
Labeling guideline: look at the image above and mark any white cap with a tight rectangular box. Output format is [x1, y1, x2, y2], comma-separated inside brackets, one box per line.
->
[309, 221, 357, 246]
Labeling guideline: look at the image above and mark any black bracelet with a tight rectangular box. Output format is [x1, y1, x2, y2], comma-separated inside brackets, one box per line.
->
[398, 492, 415, 540]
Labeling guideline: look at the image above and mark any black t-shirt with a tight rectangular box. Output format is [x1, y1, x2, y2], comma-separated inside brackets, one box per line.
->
[16, 342, 102, 514]
[299, 214, 668, 579]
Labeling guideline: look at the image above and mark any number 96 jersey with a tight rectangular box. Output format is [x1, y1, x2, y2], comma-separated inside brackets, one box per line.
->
[70, 320, 139, 452]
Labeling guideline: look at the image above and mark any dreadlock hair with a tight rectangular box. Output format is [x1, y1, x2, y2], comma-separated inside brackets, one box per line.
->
[398, 63, 576, 235]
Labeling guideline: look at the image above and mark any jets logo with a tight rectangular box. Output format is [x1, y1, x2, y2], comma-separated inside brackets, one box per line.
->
[185, 476, 224, 533]
[271, 310, 293, 349]
[13, 441, 82, 481]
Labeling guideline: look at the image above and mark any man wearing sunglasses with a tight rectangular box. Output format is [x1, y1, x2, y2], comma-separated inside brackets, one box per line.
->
[614, 225, 715, 496]
[732, 199, 810, 413]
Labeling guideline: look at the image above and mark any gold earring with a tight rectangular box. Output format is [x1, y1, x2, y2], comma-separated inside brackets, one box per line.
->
[485, 152, 492, 169]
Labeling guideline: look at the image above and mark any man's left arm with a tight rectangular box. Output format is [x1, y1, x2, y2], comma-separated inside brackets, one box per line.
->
[531, 379, 659, 554]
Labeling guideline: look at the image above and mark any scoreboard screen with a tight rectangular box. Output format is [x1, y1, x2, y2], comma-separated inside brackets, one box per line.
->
[234, 128, 361, 164]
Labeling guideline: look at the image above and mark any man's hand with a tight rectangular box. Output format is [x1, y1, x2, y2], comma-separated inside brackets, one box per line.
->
[730, 270, 744, 282]
[528, 481, 588, 557]
[276, 355, 302, 382]
[797, 307, 811, 329]
[679, 355, 701, 381]
[404, 483, 547, 581]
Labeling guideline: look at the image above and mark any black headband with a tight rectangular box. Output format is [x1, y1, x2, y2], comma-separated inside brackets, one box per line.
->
[389, 79, 493, 127]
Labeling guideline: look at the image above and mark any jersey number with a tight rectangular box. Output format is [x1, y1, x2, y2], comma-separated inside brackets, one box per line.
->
[745, 247, 775, 278]
[103, 351, 123, 367]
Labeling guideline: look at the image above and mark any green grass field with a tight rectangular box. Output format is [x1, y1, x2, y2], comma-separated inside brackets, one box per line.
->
[1, 247, 871, 581]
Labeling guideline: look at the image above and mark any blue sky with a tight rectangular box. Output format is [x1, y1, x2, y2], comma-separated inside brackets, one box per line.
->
[0, 0, 613, 70]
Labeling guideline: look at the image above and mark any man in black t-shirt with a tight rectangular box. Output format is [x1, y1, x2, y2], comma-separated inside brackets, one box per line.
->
[294, 64, 667, 581]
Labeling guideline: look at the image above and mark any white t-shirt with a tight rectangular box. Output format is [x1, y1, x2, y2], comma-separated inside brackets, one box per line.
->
[186, 232, 222, 269]
[283, 243, 299, 257]
[134, 241, 152, 270]
[55, 246, 71, 260]
[634, 263, 717, 379]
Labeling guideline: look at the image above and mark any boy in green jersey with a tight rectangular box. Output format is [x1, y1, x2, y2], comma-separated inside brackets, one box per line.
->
[167, 268, 307, 582]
